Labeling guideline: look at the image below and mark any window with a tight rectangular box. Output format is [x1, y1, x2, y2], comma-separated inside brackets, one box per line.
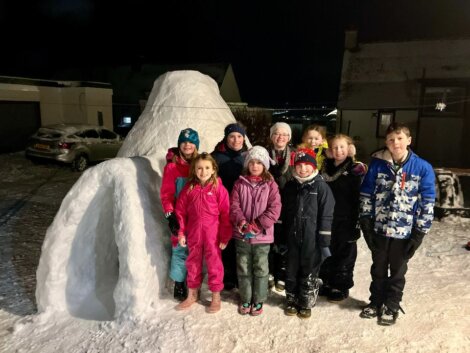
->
[78, 129, 100, 139]
[376, 110, 395, 138]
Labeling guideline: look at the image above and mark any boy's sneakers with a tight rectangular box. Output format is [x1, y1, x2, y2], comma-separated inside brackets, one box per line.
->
[251, 303, 263, 316]
[173, 281, 187, 301]
[238, 302, 251, 315]
[378, 305, 399, 326]
[268, 274, 275, 289]
[327, 288, 349, 302]
[297, 308, 311, 319]
[275, 280, 285, 292]
[360, 303, 382, 319]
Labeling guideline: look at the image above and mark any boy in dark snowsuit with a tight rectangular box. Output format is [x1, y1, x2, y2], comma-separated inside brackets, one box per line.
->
[282, 148, 335, 319]
[359, 122, 435, 325]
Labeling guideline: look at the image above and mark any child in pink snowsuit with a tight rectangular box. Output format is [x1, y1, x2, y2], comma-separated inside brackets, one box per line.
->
[175, 153, 232, 313]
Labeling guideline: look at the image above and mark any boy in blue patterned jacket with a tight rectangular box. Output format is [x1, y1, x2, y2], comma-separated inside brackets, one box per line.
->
[359, 122, 435, 325]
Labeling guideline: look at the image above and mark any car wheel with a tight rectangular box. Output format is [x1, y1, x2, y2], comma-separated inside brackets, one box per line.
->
[72, 155, 88, 172]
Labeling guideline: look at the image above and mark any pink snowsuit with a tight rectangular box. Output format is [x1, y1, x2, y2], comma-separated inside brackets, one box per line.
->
[175, 178, 232, 292]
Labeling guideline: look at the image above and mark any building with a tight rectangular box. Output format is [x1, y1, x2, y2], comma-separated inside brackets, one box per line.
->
[0, 76, 113, 153]
[337, 33, 470, 168]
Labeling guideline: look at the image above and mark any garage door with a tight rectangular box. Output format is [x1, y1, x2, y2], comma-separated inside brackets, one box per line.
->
[0, 101, 41, 153]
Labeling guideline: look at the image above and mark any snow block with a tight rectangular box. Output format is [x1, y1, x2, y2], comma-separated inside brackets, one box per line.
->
[36, 70, 237, 320]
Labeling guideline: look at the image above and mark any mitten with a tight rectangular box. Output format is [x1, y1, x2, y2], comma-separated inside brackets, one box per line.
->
[321, 247, 332, 258]
[351, 161, 367, 176]
[165, 212, 179, 235]
[318, 232, 331, 248]
[359, 217, 375, 251]
[404, 228, 425, 260]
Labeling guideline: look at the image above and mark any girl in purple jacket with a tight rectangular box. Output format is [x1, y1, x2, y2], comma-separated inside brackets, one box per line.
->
[230, 146, 282, 316]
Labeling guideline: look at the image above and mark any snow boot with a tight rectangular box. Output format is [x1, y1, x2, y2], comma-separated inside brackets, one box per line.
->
[285, 293, 298, 316]
[318, 283, 331, 297]
[250, 303, 263, 316]
[207, 292, 221, 313]
[378, 305, 399, 326]
[268, 274, 275, 289]
[173, 281, 188, 301]
[275, 280, 285, 292]
[175, 287, 198, 311]
[297, 308, 311, 319]
[360, 303, 382, 319]
[327, 288, 349, 302]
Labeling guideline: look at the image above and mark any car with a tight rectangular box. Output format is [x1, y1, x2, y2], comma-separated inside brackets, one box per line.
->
[25, 124, 123, 171]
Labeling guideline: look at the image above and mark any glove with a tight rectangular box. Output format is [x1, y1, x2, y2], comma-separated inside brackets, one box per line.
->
[321, 247, 332, 258]
[241, 222, 260, 240]
[359, 217, 376, 251]
[318, 232, 331, 248]
[404, 228, 425, 260]
[165, 212, 179, 235]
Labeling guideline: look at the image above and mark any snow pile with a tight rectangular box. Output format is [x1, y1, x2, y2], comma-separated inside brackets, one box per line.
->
[35, 70, 236, 320]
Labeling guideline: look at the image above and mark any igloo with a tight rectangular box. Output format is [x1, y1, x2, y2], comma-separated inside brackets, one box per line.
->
[35, 71, 237, 320]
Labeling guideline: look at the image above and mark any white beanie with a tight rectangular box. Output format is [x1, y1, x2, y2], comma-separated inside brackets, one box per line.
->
[270, 122, 292, 139]
[243, 146, 273, 171]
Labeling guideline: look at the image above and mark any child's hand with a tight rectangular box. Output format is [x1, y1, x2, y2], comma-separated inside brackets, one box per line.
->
[237, 220, 248, 234]
[178, 234, 186, 247]
[219, 242, 227, 250]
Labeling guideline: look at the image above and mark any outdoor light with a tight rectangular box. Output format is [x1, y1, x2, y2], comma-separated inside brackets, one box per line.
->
[435, 102, 446, 111]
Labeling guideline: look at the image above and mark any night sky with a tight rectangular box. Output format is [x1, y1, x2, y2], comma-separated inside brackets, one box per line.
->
[1, 0, 470, 107]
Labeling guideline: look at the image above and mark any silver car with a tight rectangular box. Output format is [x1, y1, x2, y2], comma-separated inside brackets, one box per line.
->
[25, 124, 123, 171]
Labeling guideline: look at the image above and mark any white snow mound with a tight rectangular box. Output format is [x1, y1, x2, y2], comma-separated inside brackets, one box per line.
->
[35, 70, 237, 320]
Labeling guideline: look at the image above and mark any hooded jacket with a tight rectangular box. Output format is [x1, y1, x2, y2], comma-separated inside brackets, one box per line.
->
[160, 147, 190, 214]
[230, 176, 282, 244]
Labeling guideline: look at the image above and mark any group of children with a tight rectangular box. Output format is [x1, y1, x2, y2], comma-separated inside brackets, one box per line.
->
[160, 121, 435, 326]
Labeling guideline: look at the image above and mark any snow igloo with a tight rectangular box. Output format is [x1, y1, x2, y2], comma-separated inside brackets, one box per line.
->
[35, 70, 237, 320]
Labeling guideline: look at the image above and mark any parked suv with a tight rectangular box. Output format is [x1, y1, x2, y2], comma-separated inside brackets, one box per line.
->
[25, 124, 123, 171]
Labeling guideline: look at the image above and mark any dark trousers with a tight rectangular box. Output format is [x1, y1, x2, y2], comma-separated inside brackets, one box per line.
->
[369, 236, 408, 311]
[319, 222, 358, 290]
[222, 239, 238, 288]
[268, 222, 286, 282]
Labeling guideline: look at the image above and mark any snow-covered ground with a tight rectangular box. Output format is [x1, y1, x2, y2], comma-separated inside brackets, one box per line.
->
[1, 71, 469, 352]
[0, 151, 469, 352]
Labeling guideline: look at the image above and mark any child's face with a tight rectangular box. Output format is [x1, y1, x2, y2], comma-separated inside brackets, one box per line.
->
[248, 160, 264, 177]
[330, 138, 348, 164]
[226, 132, 244, 151]
[195, 160, 215, 184]
[295, 162, 315, 178]
[304, 130, 323, 148]
[271, 128, 290, 150]
[386, 131, 411, 161]
[179, 142, 196, 158]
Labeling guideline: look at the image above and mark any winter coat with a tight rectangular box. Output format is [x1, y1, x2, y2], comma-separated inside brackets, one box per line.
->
[175, 177, 232, 245]
[160, 147, 190, 214]
[282, 173, 335, 252]
[268, 144, 296, 190]
[322, 157, 366, 240]
[230, 176, 282, 244]
[359, 148, 435, 239]
[212, 142, 245, 193]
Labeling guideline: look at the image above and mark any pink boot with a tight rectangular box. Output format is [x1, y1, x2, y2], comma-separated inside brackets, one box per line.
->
[206, 292, 221, 313]
[175, 288, 198, 310]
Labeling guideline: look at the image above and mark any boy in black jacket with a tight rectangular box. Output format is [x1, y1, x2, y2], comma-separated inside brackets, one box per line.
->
[282, 148, 335, 319]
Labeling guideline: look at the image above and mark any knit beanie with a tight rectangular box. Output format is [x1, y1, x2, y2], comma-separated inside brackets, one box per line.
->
[224, 123, 246, 138]
[294, 148, 317, 169]
[270, 122, 292, 139]
[243, 146, 272, 171]
[177, 128, 200, 150]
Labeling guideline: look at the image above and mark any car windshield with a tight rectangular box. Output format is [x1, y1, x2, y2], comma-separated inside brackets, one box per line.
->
[36, 129, 64, 139]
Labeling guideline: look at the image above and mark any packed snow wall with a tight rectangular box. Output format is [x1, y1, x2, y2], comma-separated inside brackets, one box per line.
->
[36, 71, 237, 320]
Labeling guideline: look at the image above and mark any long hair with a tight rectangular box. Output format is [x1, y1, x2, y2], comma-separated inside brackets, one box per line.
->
[175, 148, 198, 163]
[187, 152, 219, 190]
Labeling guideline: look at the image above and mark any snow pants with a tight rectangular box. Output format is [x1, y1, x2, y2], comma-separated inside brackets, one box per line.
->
[285, 237, 325, 309]
[186, 231, 224, 292]
[169, 242, 188, 283]
[268, 222, 287, 283]
[222, 239, 238, 289]
[235, 240, 270, 304]
[319, 221, 358, 291]
[369, 236, 408, 312]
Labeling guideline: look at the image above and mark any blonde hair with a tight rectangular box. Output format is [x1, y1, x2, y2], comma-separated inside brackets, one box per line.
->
[302, 124, 327, 141]
[328, 133, 356, 158]
[187, 152, 219, 190]
[174, 148, 198, 163]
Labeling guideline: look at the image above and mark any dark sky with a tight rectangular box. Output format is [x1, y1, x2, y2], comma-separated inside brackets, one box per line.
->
[1, 1, 470, 107]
